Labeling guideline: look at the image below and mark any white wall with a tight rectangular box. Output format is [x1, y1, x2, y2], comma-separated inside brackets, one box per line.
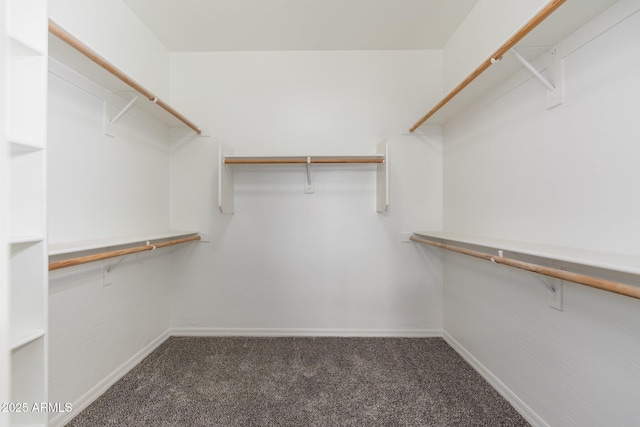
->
[441, 4, 640, 426]
[169, 51, 444, 335]
[47, 58, 177, 425]
[48, 0, 171, 100]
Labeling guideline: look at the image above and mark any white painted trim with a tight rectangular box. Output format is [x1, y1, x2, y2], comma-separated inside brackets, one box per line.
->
[170, 327, 442, 338]
[49, 331, 171, 427]
[442, 331, 549, 427]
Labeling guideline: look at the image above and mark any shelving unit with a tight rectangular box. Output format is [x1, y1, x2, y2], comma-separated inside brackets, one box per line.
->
[48, 230, 200, 256]
[1, 2, 9, 423]
[218, 142, 388, 213]
[412, 231, 640, 300]
[48, 21, 202, 135]
[410, 0, 620, 128]
[413, 231, 640, 276]
[5, 0, 49, 425]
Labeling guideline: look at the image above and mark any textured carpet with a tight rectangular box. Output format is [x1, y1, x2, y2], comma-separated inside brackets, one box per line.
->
[67, 337, 529, 426]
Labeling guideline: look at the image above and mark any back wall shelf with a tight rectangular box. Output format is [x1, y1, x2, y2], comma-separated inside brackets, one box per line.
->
[218, 142, 388, 213]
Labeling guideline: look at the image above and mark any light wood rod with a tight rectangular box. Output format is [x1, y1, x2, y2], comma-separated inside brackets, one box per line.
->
[311, 157, 384, 164]
[48, 21, 202, 135]
[409, 0, 566, 132]
[410, 235, 640, 300]
[49, 235, 201, 271]
[224, 156, 384, 165]
[225, 157, 308, 165]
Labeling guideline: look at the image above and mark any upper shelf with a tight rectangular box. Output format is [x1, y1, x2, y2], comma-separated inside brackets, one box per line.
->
[413, 231, 640, 277]
[48, 21, 202, 134]
[410, 0, 621, 129]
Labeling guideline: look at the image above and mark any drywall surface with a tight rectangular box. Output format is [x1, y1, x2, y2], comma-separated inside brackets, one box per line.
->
[442, 0, 549, 94]
[47, 59, 175, 424]
[169, 50, 443, 335]
[441, 5, 640, 426]
[47, 60, 171, 243]
[48, 0, 170, 100]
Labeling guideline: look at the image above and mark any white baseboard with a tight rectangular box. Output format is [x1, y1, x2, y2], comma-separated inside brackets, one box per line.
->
[169, 327, 442, 338]
[442, 331, 548, 427]
[50, 331, 170, 427]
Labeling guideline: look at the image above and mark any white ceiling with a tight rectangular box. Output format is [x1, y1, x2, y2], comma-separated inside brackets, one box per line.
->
[122, 0, 479, 52]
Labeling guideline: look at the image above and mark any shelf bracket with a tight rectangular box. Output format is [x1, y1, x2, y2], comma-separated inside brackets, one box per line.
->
[510, 48, 554, 91]
[493, 249, 563, 310]
[103, 94, 139, 136]
[305, 156, 314, 194]
[510, 47, 564, 109]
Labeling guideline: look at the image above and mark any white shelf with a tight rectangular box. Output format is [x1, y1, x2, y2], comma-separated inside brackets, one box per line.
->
[219, 142, 388, 213]
[422, 0, 621, 126]
[48, 230, 199, 256]
[224, 154, 385, 163]
[10, 236, 45, 245]
[413, 231, 640, 276]
[9, 36, 45, 57]
[48, 28, 201, 132]
[10, 330, 46, 351]
[9, 140, 44, 154]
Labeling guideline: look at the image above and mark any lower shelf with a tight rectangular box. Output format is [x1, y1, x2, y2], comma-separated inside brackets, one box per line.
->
[413, 231, 640, 276]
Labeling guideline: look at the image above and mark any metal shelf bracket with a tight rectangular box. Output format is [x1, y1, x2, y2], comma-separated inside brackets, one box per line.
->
[510, 47, 564, 109]
[103, 93, 139, 136]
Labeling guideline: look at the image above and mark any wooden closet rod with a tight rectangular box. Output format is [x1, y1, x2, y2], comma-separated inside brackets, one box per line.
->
[410, 0, 566, 132]
[49, 235, 201, 271]
[48, 21, 202, 135]
[410, 235, 640, 300]
[224, 156, 384, 165]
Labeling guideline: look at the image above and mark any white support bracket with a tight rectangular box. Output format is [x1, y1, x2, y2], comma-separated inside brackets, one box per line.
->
[305, 156, 314, 194]
[494, 249, 564, 311]
[546, 263, 564, 311]
[103, 93, 139, 136]
[511, 48, 554, 91]
[510, 47, 564, 109]
[543, 277, 564, 311]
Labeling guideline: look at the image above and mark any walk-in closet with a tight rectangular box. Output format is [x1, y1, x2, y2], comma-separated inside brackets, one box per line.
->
[2, 0, 640, 425]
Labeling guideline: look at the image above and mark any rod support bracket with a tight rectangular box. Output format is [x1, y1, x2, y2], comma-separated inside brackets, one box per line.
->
[103, 93, 139, 136]
[510, 48, 555, 91]
[305, 156, 314, 193]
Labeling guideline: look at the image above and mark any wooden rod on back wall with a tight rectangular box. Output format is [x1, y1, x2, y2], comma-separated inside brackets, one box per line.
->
[410, 235, 640, 300]
[49, 235, 202, 271]
[409, 0, 567, 132]
[48, 21, 202, 135]
[224, 156, 384, 165]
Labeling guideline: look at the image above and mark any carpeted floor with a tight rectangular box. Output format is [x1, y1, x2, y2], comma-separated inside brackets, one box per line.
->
[67, 337, 529, 426]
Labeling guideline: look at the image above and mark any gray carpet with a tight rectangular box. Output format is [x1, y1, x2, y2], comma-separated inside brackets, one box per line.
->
[67, 337, 529, 426]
